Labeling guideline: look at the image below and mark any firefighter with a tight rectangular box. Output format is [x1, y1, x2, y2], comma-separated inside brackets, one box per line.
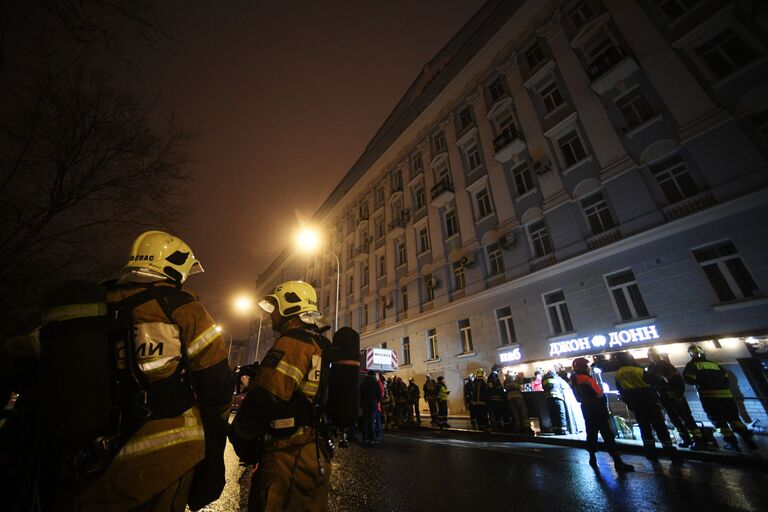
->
[614, 351, 677, 460]
[229, 280, 333, 512]
[393, 376, 409, 426]
[506, 372, 531, 434]
[683, 344, 757, 451]
[471, 368, 490, 432]
[464, 373, 477, 428]
[486, 366, 508, 429]
[436, 376, 450, 427]
[543, 370, 567, 435]
[423, 374, 439, 425]
[406, 378, 421, 424]
[571, 358, 634, 472]
[45, 231, 230, 511]
[646, 348, 708, 450]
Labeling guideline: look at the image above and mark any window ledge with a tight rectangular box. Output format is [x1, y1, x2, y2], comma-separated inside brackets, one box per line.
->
[515, 187, 538, 203]
[496, 344, 518, 351]
[711, 56, 768, 91]
[457, 351, 476, 359]
[475, 213, 496, 224]
[425, 357, 441, 364]
[398, 363, 412, 368]
[446, 233, 460, 243]
[561, 155, 594, 176]
[624, 114, 664, 139]
[417, 249, 432, 257]
[543, 102, 568, 120]
[396, 263, 407, 270]
[547, 332, 579, 343]
[713, 297, 768, 312]
[614, 317, 657, 330]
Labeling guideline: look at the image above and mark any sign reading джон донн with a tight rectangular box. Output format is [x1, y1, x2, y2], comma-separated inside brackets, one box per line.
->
[549, 324, 660, 357]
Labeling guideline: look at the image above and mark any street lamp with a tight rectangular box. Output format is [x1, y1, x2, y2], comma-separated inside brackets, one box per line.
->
[296, 227, 340, 333]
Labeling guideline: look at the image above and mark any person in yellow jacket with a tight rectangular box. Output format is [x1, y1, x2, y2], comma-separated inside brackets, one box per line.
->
[2, 231, 232, 512]
[230, 281, 332, 512]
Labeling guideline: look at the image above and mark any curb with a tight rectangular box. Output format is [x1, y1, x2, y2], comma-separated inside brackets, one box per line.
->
[391, 424, 768, 470]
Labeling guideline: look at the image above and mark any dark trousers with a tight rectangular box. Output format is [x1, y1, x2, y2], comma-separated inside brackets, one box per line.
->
[547, 397, 567, 433]
[472, 403, 488, 428]
[660, 396, 702, 442]
[701, 397, 751, 443]
[407, 401, 421, 423]
[362, 409, 378, 443]
[428, 399, 439, 422]
[633, 398, 672, 448]
[437, 400, 448, 426]
[582, 403, 617, 454]
[488, 400, 508, 427]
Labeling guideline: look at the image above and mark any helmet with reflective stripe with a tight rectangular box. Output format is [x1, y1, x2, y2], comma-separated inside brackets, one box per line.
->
[475, 368, 486, 379]
[259, 280, 320, 323]
[688, 344, 705, 359]
[124, 231, 203, 283]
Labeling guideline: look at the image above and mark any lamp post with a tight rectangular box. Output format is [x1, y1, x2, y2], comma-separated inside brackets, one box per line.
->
[296, 227, 340, 333]
[232, 293, 256, 364]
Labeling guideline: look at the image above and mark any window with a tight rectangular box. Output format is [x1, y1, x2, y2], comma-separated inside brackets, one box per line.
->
[427, 328, 439, 359]
[392, 170, 402, 192]
[445, 208, 459, 238]
[377, 253, 386, 277]
[452, 260, 466, 290]
[650, 155, 700, 203]
[512, 163, 534, 195]
[381, 296, 388, 320]
[496, 307, 516, 346]
[415, 186, 426, 210]
[659, 0, 702, 21]
[401, 336, 411, 366]
[397, 241, 407, 267]
[434, 132, 447, 152]
[539, 80, 565, 114]
[558, 130, 588, 167]
[376, 186, 385, 204]
[616, 89, 655, 130]
[325, 292, 330, 308]
[347, 274, 354, 295]
[569, 1, 595, 29]
[693, 242, 760, 302]
[489, 78, 506, 102]
[696, 28, 759, 81]
[466, 144, 483, 171]
[487, 242, 504, 276]
[361, 262, 369, 287]
[458, 107, 473, 130]
[418, 227, 431, 254]
[581, 193, 616, 234]
[529, 221, 553, 258]
[347, 243, 354, 260]
[524, 43, 545, 69]
[458, 319, 474, 353]
[436, 163, 452, 186]
[412, 153, 423, 173]
[583, 28, 621, 76]
[381, 342, 387, 349]
[544, 290, 574, 335]
[363, 303, 369, 325]
[424, 274, 436, 302]
[401, 287, 409, 311]
[375, 216, 385, 239]
[360, 202, 369, 220]
[475, 188, 493, 219]
[606, 270, 649, 321]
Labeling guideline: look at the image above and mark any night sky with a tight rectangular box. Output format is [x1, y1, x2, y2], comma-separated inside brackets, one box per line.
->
[118, 1, 486, 337]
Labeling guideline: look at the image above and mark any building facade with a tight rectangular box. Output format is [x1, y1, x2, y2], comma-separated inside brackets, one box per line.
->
[255, 0, 768, 422]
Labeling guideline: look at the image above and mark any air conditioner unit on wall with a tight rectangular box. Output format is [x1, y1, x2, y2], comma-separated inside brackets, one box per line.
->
[498, 232, 516, 249]
[460, 253, 476, 267]
[532, 158, 551, 176]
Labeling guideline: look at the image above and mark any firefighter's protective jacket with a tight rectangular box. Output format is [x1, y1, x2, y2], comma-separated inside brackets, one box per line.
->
[68, 282, 231, 511]
[683, 358, 733, 399]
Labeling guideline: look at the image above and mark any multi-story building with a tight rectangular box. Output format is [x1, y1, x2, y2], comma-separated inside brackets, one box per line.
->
[254, 0, 768, 423]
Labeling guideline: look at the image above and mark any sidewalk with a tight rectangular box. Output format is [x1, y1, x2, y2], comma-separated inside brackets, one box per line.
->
[392, 415, 768, 470]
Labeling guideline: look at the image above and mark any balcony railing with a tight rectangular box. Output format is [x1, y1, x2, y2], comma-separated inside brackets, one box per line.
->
[485, 273, 506, 289]
[586, 228, 621, 250]
[388, 210, 410, 231]
[663, 191, 716, 221]
[530, 253, 556, 272]
[431, 179, 454, 198]
[587, 46, 626, 80]
[493, 126, 521, 153]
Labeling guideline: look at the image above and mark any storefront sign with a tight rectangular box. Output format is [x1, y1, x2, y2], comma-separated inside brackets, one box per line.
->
[499, 347, 522, 363]
[549, 324, 660, 357]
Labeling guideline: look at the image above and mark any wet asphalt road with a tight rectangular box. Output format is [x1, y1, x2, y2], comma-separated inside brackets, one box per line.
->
[197, 432, 768, 512]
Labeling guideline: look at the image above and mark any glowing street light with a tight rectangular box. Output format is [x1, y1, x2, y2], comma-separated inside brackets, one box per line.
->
[233, 294, 254, 314]
[295, 226, 340, 333]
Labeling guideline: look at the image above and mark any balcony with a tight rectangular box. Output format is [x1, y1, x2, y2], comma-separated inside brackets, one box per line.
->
[353, 242, 371, 261]
[493, 126, 526, 163]
[530, 253, 556, 272]
[387, 210, 410, 238]
[485, 273, 506, 289]
[586, 228, 621, 250]
[587, 46, 638, 95]
[663, 191, 716, 221]
[430, 179, 454, 208]
[450, 289, 466, 301]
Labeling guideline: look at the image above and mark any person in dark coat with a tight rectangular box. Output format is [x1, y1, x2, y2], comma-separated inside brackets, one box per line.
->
[406, 378, 421, 424]
[571, 358, 634, 472]
[359, 370, 381, 446]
